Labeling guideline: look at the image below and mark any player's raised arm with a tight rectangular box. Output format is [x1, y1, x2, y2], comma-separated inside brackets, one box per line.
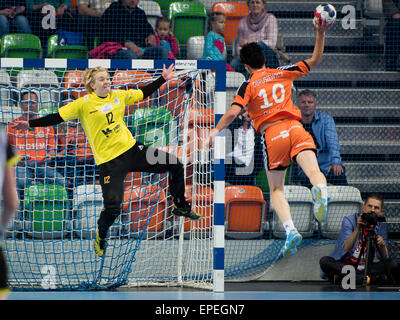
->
[139, 64, 177, 100]
[304, 19, 331, 70]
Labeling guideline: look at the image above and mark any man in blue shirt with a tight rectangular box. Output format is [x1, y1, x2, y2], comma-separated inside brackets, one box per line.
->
[294, 90, 347, 188]
[320, 194, 400, 285]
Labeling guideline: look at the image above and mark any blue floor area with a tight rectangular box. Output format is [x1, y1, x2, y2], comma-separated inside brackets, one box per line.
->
[7, 289, 400, 300]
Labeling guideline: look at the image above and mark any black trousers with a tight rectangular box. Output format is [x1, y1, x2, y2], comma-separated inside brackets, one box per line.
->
[97, 143, 187, 238]
[320, 256, 400, 285]
[0, 246, 8, 290]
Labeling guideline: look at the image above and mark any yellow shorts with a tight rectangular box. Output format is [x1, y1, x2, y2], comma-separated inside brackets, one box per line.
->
[262, 119, 316, 170]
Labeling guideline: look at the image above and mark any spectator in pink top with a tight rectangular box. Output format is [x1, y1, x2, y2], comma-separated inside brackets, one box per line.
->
[230, 0, 279, 76]
[155, 17, 179, 60]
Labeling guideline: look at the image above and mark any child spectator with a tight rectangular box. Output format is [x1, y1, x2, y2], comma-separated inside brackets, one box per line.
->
[155, 17, 179, 60]
[202, 12, 234, 71]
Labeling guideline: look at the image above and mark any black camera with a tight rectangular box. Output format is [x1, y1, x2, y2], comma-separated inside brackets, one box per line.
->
[361, 211, 386, 228]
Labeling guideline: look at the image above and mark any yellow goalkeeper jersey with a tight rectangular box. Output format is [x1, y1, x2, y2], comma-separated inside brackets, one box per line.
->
[58, 89, 143, 165]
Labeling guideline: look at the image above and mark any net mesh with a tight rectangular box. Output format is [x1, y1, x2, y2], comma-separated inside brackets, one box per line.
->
[2, 67, 218, 290]
[0, 0, 399, 288]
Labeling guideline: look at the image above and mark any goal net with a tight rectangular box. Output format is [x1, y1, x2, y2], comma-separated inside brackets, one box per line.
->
[1, 60, 220, 290]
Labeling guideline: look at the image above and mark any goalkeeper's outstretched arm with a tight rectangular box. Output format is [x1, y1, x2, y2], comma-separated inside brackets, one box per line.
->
[11, 112, 64, 131]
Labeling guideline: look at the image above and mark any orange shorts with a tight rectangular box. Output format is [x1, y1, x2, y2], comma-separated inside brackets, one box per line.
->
[262, 119, 316, 170]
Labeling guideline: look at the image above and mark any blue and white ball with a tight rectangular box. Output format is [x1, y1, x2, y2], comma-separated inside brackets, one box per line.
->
[314, 3, 336, 25]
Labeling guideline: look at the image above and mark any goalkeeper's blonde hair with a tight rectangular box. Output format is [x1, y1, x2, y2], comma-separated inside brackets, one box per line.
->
[83, 66, 110, 94]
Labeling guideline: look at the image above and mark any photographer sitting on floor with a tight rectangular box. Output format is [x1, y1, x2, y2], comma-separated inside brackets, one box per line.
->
[320, 193, 400, 285]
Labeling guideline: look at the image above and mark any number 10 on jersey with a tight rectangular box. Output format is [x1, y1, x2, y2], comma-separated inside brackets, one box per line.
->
[258, 83, 286, 109]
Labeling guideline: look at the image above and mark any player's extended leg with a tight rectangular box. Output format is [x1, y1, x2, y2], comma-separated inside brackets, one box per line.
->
[296, 150, 328, 223]
[95, 159, 127, 257]
[267, 169, 302, 257]
[129, 143, 201, 220]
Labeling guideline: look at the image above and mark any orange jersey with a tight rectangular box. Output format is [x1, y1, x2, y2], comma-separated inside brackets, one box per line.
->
[232, 61, 310, 133]
[8, 116, 57, 163]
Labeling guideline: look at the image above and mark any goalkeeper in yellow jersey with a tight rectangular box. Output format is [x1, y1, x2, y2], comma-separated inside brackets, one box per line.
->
[12, 64, 202, 257]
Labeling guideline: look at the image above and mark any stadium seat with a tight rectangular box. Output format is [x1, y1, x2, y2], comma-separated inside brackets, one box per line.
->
[0, 70, 21, 124]
[168, 1, 208, 45]
[225, 185, 267, 239]
[73, 183, 125, 239]
[182, 185, 213, 235]
[124, 172, 145, 189]
[186, 35, 227, 60]
[17, 70, 60, 113]
[271, 185, 315, 239]
[0, 33, 42, 58]
[159, 75, 200, 120]
[156, 0, 184, 12]
[157, 145, 193, 185]
[112, 70, 153, 114]
[123, 185, 168, 238]
[186, 35, 205, 60]
[197, 0, 221, 13]
[63, 70, 86, 99]
[187, 108, 214, 156]
[321, 186, 363, 239]
[138, 0, 162, 30]
[73, 183, 103, 239]
[130, 107, 172, 147]
[23, 184, 69, 239]
[212, 2, 249, 46]
[47, 34, 88, 59]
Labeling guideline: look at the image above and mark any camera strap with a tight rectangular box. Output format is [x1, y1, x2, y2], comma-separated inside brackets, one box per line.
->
[354, 229, 369, 270]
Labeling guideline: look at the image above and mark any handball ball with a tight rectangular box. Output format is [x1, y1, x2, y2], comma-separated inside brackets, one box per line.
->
[314, 3, 336, 25]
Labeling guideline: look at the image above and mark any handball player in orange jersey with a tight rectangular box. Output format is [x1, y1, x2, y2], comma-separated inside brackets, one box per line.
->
[208, 19, 331, 257]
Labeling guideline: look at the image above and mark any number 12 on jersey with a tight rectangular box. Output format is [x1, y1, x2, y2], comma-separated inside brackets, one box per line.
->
[258, 83, 285, 109]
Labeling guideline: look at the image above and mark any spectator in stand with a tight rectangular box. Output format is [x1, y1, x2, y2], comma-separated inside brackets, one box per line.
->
[155, 16, 179, 60]
[202, 12, 234, 71]
[99, 0, 168, 60]
[76, 0, 115, 48]
[294, 90, 348, 188]
[25, 0, 76, 46]
[384, 0, 400, 71]
[7, 91, 65, 194]
[56, 119, 96, 186]
[230, 0, 280, 77]
[0, 1, 32, 38]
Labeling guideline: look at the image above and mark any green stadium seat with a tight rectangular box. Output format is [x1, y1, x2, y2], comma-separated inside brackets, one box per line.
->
[156, 0, 184, 12]
[47, 34, 88, 59]
[129, 107, 173, 147]
[168, 1, 208, 45]
[0, 33, 42, 58]
[23, 184, 69, 239]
